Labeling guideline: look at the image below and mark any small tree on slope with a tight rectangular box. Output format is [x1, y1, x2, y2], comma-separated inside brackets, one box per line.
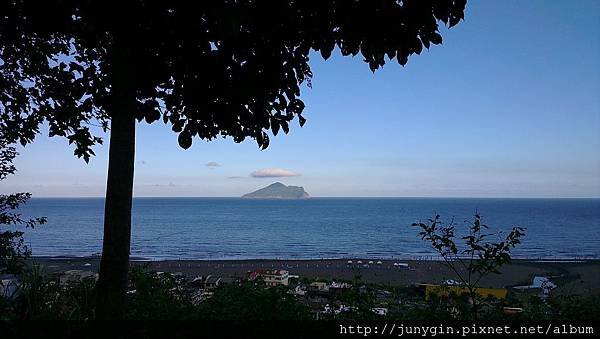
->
[413, 213, 525, 319]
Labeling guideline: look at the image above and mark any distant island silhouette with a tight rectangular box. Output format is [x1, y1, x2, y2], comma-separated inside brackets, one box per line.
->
[242, 182, 310, 199]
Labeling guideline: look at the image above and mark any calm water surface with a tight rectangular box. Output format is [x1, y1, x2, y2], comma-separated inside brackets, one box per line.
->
[17, 198, 600, 260]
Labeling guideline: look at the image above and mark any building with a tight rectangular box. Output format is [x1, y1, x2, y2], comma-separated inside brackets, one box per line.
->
[248, 269, 289, 286]
[329, 281, 352, 295]
[189, 276, 205, 289]
[261, 270, 289, 286]
[309, 281, 328, 292]
[512, 276, 557, 299]
[292, 285, 306, 296]
[204, 275, 222, 289]
[188, 275, 237, 290]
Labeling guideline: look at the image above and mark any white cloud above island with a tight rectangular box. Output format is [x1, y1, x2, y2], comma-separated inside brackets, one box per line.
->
[250, 168, 300, 178]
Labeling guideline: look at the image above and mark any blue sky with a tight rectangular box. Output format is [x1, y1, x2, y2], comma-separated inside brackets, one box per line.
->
[3, 0, 600, 197]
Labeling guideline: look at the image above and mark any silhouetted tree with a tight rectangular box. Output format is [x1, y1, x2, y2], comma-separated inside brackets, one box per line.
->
[412, 213, 525, 319]
[1, 0, 467, 318]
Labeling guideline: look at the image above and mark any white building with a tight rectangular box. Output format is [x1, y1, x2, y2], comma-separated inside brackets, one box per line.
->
[250, 269, 289, 286]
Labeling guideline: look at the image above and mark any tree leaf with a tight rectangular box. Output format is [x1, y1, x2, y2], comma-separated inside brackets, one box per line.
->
[177, 131, 192, 150]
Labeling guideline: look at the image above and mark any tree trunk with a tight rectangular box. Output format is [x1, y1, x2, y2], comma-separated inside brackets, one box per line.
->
[470, 289, 479, 321]
[95, 34, 136, 320]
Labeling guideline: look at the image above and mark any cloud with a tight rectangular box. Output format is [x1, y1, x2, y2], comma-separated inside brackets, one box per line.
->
[227, 176, 244, 179]
[205, 162, 221, 169]
[251, 168, 300, 178]
[149, 182, 177, 187]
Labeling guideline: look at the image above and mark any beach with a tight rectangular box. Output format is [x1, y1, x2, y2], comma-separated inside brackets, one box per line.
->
[29, 257, 600, 294]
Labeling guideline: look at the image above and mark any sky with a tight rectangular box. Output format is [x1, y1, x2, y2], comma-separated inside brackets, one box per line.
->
[2, 0, 600, 198]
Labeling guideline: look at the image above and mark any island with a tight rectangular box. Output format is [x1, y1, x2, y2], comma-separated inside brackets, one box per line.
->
[242, 182, 310, 199]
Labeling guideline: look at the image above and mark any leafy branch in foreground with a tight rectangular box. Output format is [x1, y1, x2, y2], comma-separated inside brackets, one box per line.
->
[412, 213, 525, 318]
[0, 139, 46, 275]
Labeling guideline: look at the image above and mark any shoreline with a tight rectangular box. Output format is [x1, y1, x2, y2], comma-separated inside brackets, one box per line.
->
[30, 254, 600, 262]
[26, 257, 600, 294]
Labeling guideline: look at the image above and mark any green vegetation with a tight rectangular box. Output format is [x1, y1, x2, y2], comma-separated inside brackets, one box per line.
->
[1, 266, 96, 320]
[2, 266, 599, 321]
[413, 213, 525, 318]
[197, 284, 312, 321]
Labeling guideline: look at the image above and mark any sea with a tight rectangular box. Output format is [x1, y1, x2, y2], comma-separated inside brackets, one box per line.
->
[14, 198, 600, 260]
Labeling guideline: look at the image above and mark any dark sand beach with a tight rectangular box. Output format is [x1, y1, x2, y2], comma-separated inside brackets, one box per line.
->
[29, 257, 600, 294]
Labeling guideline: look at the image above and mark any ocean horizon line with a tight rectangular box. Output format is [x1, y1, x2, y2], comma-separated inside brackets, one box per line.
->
[24, 196, 600, 200]
[31, 255, 600, 262]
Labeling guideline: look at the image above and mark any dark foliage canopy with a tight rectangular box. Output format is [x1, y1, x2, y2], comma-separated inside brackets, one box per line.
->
[1, 0, 466, 160]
